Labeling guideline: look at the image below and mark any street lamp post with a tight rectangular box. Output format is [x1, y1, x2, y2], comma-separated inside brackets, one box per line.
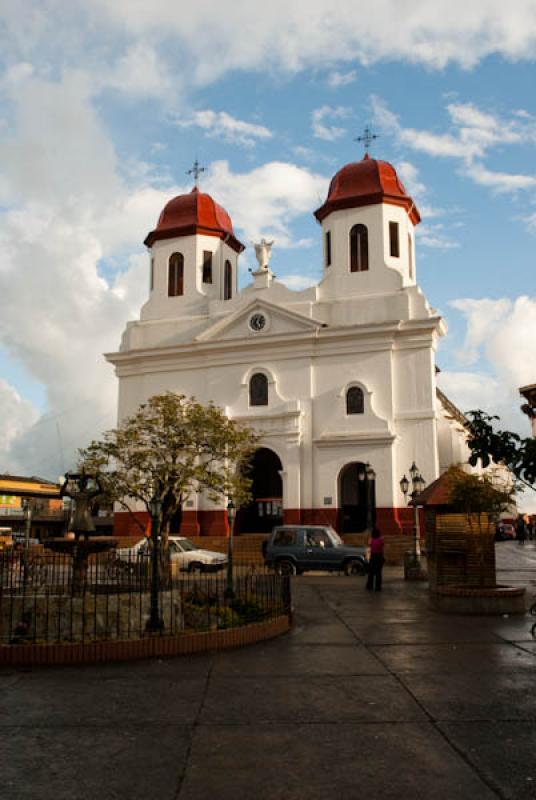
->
[400, 462, 426, 579]
[365, 463, 376, 531]
[147, 492, 164, 632]
[225, 500, 236, 599]
[22, 500, 32, 590]
[358, 464, 377, 532]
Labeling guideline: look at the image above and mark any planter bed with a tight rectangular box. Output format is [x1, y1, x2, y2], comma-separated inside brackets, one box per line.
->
[0, 614, 291, 667]
[430, 584, 526, 615]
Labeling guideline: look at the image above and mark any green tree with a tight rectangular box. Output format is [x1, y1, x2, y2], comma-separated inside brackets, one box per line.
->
[79, 392, 260, 539]
[445, 464, 516, 531]
[465, 411, 536, 491]
[444, 465, 516, 587]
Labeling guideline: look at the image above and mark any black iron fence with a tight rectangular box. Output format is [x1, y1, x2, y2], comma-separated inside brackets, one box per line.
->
[0, 550, 291, 646]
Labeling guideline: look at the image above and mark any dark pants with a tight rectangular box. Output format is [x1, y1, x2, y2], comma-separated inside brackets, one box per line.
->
[366, 553, 384, 591]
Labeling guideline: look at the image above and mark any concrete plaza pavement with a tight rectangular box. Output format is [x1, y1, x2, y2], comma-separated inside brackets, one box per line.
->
[1, 540, 536, 800]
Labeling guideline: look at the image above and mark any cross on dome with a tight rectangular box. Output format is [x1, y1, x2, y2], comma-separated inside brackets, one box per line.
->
[186, 158, 206, 187]
[355, 125, 379, 156]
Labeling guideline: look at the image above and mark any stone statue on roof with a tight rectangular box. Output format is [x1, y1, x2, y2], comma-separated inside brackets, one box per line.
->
[254, 239, 274, 271]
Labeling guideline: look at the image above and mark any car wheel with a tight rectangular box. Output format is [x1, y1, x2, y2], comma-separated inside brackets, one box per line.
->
[275, 559, 296, 576]
[188, 561, 204, 574]
[344, 558, 366, 576]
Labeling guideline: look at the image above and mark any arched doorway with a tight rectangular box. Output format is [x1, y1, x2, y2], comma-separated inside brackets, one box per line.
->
[238, 447, 283, 533]
[339, 462, 373, 533]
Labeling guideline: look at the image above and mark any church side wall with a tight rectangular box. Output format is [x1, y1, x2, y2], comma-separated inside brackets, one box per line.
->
[392, 343, 440, 504]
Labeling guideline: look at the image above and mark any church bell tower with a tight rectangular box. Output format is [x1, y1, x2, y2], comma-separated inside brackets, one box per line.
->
[140, 164, 245, 322]
[314, 150, 420, 299]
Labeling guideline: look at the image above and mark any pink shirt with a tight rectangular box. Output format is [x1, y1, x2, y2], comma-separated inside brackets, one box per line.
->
[370, 536, 384, 555]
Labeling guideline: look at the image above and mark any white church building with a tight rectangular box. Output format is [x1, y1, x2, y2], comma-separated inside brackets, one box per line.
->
[107, 154, 467, 538]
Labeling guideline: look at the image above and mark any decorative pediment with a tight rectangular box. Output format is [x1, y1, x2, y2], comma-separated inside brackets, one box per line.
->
[195, 298, 326, 343]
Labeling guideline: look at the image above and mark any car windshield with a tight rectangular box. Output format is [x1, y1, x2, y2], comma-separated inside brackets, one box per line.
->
[327, 528, 343, 545]
[175, 538, 198, 552]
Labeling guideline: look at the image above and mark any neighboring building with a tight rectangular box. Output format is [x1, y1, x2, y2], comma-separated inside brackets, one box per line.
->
[107, 154, 469, 538]
[520, 384, 536, 437]
[0, 474, 113, 538]
[0, 474, 64, 539]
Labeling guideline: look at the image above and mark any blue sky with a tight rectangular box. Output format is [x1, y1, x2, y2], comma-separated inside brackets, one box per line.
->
[0, 1, 535, 497]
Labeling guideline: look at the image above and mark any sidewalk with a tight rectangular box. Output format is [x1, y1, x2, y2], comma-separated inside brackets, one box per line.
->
[1, 541, 536, 799]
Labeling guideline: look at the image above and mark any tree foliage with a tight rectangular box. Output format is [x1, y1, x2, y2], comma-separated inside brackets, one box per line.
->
[79, 393, 260, 534]
[445, 465, 515, 518]
[465, 411, 536, 489]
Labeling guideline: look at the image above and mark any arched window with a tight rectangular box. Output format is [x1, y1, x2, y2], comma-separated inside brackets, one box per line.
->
[168, 253, 184, 297]
[346, 386, 364, 415]
[250, 373, 268, 406]
[224, 260, 232, 300]
[350, 224, 368, 272]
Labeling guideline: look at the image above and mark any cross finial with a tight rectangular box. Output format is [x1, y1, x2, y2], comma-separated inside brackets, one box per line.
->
[355, 125, 379, 156]
[186, 158, 206, 187]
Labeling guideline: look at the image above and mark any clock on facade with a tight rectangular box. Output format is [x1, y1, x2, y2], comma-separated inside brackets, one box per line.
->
[249, 312, 266, 332]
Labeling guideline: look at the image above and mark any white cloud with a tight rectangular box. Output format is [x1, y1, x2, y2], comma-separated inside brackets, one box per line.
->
[205, 160, 328, 246]
[0, 380, 39, 459]
[437, 370, 505, 417]
[0, 63, 332, 477]
[443, 296, 536, 431]
[176, 110, 272, 148]
[3, 2, 536, 111]
[278, 274, 317, 290]
[104, 43, 173, 98]
[86, 2, 536, 77]
[0, 71, 156, 477]
[311, 105, 350, 141]
[396, 160, 444, 219]
[523, 211, 536, 230]
[418, 223, 459, 250]
[372, 96, 536, 198]
[326, 70, 357, 88]
[464, 162, 536, 193]
[449, 298, 513, 365]
[437, 366, 536, 512]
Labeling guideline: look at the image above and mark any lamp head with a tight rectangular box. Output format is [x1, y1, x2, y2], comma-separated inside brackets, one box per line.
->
[400, 475, 410, 496]
[414, 473, 426, 495]
[409, 462, 419, 480]
[365, 463, 376, 482]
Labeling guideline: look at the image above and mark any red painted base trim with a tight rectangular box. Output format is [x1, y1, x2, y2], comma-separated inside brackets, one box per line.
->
[284, 507, 409, 535]
[114, 507, 415, 538]
[198, 510, 228, 537]
[114, 511, 150, 538]
[180, 510, 200, 537]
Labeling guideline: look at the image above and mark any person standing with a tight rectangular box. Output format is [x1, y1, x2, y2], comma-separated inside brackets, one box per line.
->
[366, 528, 385, 592]
[516, 514, 527, 545]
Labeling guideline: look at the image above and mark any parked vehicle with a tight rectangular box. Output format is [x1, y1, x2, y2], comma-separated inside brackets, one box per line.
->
[263, 525, 367, 576]
[495, 523, 515, 541]
[115, 536, 227, 573]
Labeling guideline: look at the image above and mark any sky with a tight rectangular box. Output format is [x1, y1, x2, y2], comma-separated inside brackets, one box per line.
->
[0, 1, 535, 507]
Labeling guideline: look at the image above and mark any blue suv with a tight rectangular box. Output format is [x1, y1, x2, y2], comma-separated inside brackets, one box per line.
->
[263, 525, 367, 576]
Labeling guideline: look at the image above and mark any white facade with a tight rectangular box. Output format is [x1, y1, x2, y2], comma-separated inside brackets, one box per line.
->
[107, 159, 468, 536]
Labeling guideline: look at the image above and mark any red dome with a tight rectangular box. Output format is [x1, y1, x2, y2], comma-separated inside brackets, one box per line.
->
[314, 155, 420, 225]
[144, 187, 245, 252]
